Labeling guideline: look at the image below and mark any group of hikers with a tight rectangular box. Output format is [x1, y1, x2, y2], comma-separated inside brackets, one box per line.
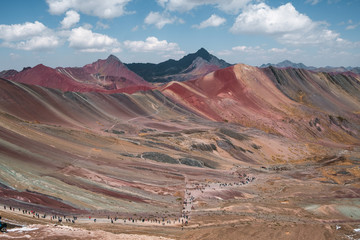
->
[3, 205, 78, 224]
[2, 204, 188, 227]
[1, 173, 256, 231]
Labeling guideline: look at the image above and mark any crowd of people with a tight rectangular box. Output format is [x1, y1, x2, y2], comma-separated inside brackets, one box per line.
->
[1, 172, 256, 230]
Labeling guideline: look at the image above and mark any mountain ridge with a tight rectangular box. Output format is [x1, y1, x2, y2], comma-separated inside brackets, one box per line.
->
[125, 48, 232, 82]
[3, 55, 153, 94]
[260, 59, 359, 74]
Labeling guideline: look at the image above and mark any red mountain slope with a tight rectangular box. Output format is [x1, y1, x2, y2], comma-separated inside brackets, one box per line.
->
[59, 55, 152, 91]
[161, 64, 360, 142]
[7, 55, 153, 93]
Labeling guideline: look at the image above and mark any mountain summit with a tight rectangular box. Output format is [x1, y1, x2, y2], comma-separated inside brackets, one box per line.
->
[106, 54, 122, 64]
[126, 48, 231, 82]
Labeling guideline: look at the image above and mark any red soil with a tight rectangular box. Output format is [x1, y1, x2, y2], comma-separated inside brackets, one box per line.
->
[7, 55, 153, 94]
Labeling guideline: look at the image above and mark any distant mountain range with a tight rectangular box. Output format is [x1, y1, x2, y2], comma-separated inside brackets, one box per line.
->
[1, 50, 359, 95]
[260, 60, 360, 74]
[0, 48, 232, 90]
[125, 48, 232, 82]
[0, 55, 153, 93]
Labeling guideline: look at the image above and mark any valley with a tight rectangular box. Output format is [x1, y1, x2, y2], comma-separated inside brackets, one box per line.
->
[0, 50, 359, 239]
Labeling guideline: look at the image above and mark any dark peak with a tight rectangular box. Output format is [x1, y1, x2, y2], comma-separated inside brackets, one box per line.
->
[194, 48, 211, 61]
[21, 67, 31, 72]
[106, 54, 122, 64]
[196, 48, 210, 55]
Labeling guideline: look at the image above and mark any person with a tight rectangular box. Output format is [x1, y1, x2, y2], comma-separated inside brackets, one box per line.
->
[0, 216, 7, 232]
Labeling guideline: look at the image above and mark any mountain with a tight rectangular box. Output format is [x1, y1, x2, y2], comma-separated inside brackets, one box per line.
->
[125, 48, 232, 82]
[1, 61, 360, 237]
[260, 60, 360, 74]
[352, 67, 360, 74]
[162, 64, 360, 141]
[260, 60, 316, 70]
[0, 69, 18, 79]
[5, 55, 153, 94]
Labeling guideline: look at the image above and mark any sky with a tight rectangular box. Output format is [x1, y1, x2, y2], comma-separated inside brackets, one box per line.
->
[0, 0, 359, 71]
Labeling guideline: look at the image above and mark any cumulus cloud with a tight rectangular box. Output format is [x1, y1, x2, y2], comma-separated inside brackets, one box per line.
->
[232, 45, 263, 53]
[231, 3, 312, 34]
[8, 36, 60, 51]
[144, 12, 181, 29]
[230, 3, 344, 46]
[193, 14, 226, 29]
[279, 28, 339, 45]
[0, 21, 47, 41]
[46, 0, 132, 18]
[124, 36, 183, 54]
[0, 21, 61, 51]
[68, 27, 120, 52]
[61, 10, 80, 29]
[157, 0, 251, 14]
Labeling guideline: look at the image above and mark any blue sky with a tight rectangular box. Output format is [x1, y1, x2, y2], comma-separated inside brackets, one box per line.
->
[0, 0, 359, 70]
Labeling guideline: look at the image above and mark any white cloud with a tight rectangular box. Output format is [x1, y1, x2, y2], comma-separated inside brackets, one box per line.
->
[68, 27, 120, 52]
[124, 36, 183, 54]
[193, 14, 226, 29]
[232, 45, 264, 53]
[221, 45, 301, 56]
[46, 0, 132, 18]
[61, 10, 80, 29]
[157, 0, 168, 7]
[217, 0, 253, 14]
[157, 0, 252, 14]
[230, 3, 344, 46]
[268, 48, 288, 53]
[9, 35, 60, 51]
[279, 28, 339, 45]
[346, 25, 357, 30]
[231, 3, 312, 34]
[81, 23, 93, 30]
[232, 46, 249, 51]
[0, 21, 61, 51]
[131, 25, 139, 32]
[346, 20, 359, 30]
[96, 21, 110, 29]
[144, 12, 181, 29]
[0, 21, 47, 41]
[306, 0, 321, 5]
